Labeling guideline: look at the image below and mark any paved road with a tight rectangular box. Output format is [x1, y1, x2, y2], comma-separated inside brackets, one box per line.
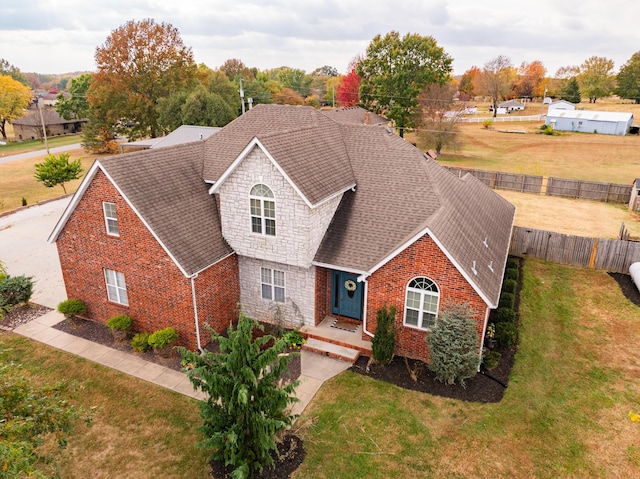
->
[0, 143, 82, 164]
[0, 197, 70, 308]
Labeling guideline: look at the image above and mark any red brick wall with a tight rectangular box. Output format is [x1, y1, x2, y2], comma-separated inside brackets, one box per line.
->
[57, 169, 240, 350]
[314, 267, 329, 325]
[365, 234, 488, 363]
[193, 254, 240, 345]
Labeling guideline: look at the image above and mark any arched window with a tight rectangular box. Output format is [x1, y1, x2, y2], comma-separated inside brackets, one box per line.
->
[404, 277, 439, 330]
[250, 184, 276, 236]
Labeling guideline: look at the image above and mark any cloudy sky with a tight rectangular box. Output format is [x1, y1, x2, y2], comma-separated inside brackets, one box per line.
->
[2, 0, 639, 76]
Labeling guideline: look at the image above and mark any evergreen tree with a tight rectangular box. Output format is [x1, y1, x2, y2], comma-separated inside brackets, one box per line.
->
[560, 77, 581, 104]
[427, 303, 480, 386]
[371, 304, 396, 365]
[179, 314, 299, 479]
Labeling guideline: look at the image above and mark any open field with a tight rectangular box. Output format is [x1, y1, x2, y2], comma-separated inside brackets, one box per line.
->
[415, 99, 640, 185]
[4, 259, 639, 478]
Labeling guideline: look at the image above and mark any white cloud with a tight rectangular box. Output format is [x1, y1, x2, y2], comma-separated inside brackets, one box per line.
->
[2, 0, 639, 75]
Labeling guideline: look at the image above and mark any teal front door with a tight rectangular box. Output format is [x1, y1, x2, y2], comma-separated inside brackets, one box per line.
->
[331, 271, 363, 320]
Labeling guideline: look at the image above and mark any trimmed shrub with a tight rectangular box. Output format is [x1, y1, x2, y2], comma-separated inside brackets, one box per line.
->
[57, 299, 87, 317]
[482, 351, 501, 370]
[502, 279, 517, 295]
[494, 307, 516, 324]
[507, 257, 520, 269]
[131, 332, 151, 352]
[427, 302, 479, 386]
[148, 327, 178, 348]
[495, 322, 517, 348]
[498, 292, 515, 310]
[504, 268, 519, 281]
[372, 304, 397, 365]
[106, 314, 132, 331]
[0, 275, 34, 315]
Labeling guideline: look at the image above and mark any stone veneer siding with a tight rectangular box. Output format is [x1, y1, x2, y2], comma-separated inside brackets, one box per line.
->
[56, 170, 240, 350]
[365, 234, 489, 363]
[217, 146, 342, 268]
[237, 256, 314, 328]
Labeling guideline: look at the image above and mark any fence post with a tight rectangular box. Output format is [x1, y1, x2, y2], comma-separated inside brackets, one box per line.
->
[589, 238, 598, 269]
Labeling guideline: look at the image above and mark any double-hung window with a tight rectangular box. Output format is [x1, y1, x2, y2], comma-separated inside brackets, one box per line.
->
[261, 267, 285, 302]
[250, 184, 276, 236]
[104, 268, 129, 306]
[404, 277, 439, 330]
[103, 202, 120, 236]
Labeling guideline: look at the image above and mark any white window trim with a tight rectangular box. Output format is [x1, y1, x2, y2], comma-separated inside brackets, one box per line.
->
[403, 276, 440, 330]
[104, 268, 129, 306]
[261, 267, 285, 303]
[249, 184, 276, 237]
[103, 202, 120, 236]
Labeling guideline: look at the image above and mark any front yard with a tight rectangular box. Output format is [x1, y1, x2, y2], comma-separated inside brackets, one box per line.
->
[2, 259, 640, 478]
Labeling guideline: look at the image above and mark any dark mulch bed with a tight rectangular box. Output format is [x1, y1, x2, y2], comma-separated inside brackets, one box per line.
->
[52, 316, 183, 371]
[1, 303, 52, 330]
[209, 434, 305, 479]
[609, 272, 640, 307]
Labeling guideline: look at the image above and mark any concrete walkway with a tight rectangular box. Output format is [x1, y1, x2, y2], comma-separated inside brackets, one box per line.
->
[12, 309, 351, 414]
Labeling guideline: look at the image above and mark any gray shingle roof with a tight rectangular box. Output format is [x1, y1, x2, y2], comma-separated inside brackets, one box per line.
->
[203, 104, 356, 205]
[99, 142, 232, 276]
[314, 123, 515, 306]
[321, 107, 388, 126]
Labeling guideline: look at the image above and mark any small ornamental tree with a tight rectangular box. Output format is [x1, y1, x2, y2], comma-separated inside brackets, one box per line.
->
[371, 304, 396, 365]
[427, 302, 480, 386]
[179, 313, 299, 479]
[0, 275, 33, 318]
[34, 153, 83, 194]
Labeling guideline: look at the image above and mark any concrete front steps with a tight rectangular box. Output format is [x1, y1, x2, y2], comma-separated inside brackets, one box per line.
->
[300, 317, 373, 363]
[302, 337, 362, 363]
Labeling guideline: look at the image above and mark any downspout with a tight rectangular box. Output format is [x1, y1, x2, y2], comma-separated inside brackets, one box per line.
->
[357, 273, 374, 337]
[190, 274, 203, 352]
[477, 306, 491, 371]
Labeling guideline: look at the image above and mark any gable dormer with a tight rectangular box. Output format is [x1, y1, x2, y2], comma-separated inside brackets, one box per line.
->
[211, 140, 347, 268]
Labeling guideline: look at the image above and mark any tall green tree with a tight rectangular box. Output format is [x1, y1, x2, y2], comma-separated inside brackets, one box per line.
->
[0, 74, 32, 140]
[578, 56, 615, 103]
[480, 55, 514, 118]
[560, 77, 582, 104]
[616, 51, 640, 104]
[34, 153, 83, 194]
[86, 19, 197, 143]
[357, 31, 452, 137]
[179, 314, 299, 479]
[56, 73, 92, 120]
[275, 67, 313, 97]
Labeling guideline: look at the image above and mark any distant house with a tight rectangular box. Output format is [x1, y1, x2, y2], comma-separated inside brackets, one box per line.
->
[545, 110, 634, 136]
[547, 100, 576, 112]
[48, 105, 515, 365]
[120, 125, 221, 152]
[498, 100, 525, 111]
[11, 108, 87, 141]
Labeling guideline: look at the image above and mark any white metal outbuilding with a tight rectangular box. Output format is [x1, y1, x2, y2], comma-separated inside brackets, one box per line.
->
[545, 110, 634, 136]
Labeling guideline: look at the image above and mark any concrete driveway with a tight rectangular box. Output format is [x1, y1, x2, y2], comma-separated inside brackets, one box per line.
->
[0, 197, 70, 308]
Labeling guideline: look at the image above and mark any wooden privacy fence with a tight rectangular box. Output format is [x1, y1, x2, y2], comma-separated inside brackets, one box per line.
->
[509, 226, 640, 273]
[446, 167, 632, 204]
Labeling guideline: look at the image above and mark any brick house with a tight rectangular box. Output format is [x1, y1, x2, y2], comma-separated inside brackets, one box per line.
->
[12, 108, 87, 141]
[49, 104, 515, 363]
